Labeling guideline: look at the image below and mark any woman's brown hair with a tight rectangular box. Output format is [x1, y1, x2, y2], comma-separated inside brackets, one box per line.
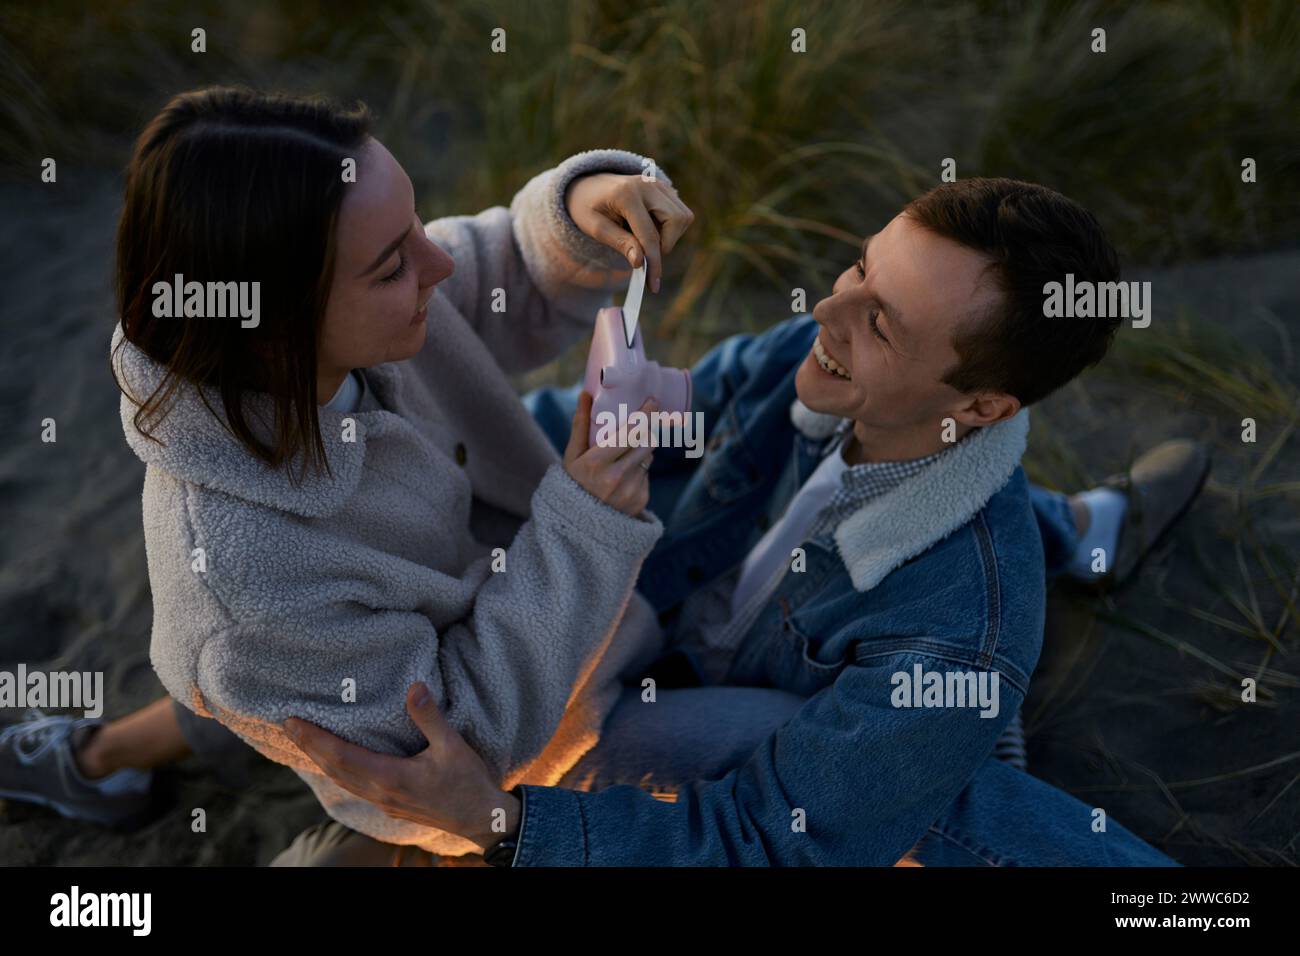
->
[113, 86, 372, 479]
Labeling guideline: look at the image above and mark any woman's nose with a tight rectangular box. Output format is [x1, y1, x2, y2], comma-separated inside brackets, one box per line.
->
[419, 236, 455, 286]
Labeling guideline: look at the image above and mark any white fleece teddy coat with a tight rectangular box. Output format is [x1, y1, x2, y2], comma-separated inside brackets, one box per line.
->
[113, 150, 670, 855]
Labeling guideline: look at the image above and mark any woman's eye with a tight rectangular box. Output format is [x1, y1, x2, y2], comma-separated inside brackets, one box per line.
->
[380, 253, 408, 284]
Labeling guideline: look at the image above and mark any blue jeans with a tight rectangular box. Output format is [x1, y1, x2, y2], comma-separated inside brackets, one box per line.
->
[529, 382, 1175, 866]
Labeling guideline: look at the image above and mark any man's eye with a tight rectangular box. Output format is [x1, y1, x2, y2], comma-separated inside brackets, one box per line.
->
[868, 309, 888, 342]
[854, 259, 865, 279]
[380, 253, 408, 284]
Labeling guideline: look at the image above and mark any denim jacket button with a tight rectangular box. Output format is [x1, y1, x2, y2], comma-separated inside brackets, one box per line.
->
[686, 565, 706, 584]
[756, 514, 770, 531]
[454, 442, 468, 466]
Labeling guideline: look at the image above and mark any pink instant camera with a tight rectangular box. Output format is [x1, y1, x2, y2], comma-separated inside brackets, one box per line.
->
[583, 305, 692, 448]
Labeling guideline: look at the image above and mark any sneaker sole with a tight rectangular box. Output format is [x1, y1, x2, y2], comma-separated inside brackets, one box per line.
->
[1062, 453, 1212, 597]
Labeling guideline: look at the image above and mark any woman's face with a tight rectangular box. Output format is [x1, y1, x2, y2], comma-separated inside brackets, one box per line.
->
[318, 137, 454, 394]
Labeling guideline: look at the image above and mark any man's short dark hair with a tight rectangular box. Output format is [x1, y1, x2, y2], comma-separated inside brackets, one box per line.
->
[904, 177, 1122, 407]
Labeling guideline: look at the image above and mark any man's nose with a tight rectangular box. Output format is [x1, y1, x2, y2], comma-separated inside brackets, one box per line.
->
[820, 288, 849, 330]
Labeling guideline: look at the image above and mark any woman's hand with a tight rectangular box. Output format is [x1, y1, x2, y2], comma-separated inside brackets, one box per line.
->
[284, 683, 516, 852]
[563, 391, 654, 517]
[565, 172, 694, 293]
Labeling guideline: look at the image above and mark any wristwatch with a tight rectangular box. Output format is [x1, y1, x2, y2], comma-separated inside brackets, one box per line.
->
[484, 786, 523, 867]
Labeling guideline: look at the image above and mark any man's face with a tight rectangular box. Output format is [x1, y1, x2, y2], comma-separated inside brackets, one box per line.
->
[794, 213, 1004, 435]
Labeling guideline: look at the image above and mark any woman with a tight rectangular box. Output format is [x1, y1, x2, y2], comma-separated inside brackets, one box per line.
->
[0, 86, 694, 856]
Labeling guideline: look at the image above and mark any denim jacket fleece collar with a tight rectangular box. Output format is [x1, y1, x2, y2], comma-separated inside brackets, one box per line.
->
[789, 397, 1031, 591]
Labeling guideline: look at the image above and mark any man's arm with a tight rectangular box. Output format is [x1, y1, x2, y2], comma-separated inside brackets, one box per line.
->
[286, 646, 1021, 865]
[511, 649, 1022, 866]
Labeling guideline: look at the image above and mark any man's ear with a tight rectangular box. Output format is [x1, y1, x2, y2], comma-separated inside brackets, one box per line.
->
[952, 391, 1020, 428]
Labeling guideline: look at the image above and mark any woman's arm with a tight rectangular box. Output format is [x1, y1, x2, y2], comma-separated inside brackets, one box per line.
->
[423, 149, 689, 376]
[185, 461, 663, 789]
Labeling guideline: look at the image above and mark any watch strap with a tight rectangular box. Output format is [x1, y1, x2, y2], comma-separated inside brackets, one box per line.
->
[484, 786, 523, 867]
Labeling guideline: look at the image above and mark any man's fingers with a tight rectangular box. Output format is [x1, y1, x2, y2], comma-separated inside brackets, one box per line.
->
[325, 766, 385, 804]
[283, 717, 402, 798]
[404, 681, 455, 747]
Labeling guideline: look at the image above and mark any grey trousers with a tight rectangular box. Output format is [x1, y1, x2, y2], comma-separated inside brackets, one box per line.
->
[171, 699, 264, 789]
[269, 821, 480, 866]
[172, 699, 246, 756]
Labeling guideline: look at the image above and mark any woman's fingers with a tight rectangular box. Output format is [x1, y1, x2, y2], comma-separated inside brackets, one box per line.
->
[613, 442, 654, 477]
[563, 390, 594, 464]
[566, 172, 694, 286]
[611, 448, 653, 513]
[619, 200, 663, 292]
[563, 396, 660, 515]
[580, 209, 645, 271]
[580, 399, 660, 464]
[647, 187, 695, 258]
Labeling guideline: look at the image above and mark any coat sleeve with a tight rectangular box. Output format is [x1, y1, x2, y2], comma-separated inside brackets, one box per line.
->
[509, 648, 1023, 865]
[187, 463, 664, 788]
[423, 149, 674, 376]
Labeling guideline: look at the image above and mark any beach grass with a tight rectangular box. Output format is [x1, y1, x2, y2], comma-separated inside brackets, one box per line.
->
[4, 0, 1298, 347]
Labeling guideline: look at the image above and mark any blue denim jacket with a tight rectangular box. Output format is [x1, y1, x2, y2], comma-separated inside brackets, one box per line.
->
[515, 315, 1045, 865]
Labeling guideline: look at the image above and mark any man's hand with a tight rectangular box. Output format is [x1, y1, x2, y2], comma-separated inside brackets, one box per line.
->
[283, 683, 519, 852]
[565, 172, 694, 293]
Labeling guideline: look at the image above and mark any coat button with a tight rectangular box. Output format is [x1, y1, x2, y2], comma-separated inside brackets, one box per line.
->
[454, 442, 468, 466]
[687, 565, 706, 584]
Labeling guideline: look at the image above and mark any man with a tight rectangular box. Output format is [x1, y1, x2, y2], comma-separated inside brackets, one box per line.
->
[284, 177, 1207, 866]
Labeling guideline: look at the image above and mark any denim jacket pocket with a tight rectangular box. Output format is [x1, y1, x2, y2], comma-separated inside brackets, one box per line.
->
[766, 598, 850, 696]
[700, 404, 767, 505]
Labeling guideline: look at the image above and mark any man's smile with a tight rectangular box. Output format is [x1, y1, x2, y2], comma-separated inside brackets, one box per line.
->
[813, 334, 852, 380]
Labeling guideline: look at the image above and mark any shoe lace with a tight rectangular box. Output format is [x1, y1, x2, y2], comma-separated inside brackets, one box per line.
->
[0, 710, 76, 765]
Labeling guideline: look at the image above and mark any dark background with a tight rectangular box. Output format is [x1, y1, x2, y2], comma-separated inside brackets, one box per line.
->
[1, 0, 1297, 865]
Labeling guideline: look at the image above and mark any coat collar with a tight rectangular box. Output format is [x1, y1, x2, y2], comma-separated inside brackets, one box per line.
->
[111, 322, 377, 519]
[789, 398, 1030, 592]
[789, 397, 843, 439]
